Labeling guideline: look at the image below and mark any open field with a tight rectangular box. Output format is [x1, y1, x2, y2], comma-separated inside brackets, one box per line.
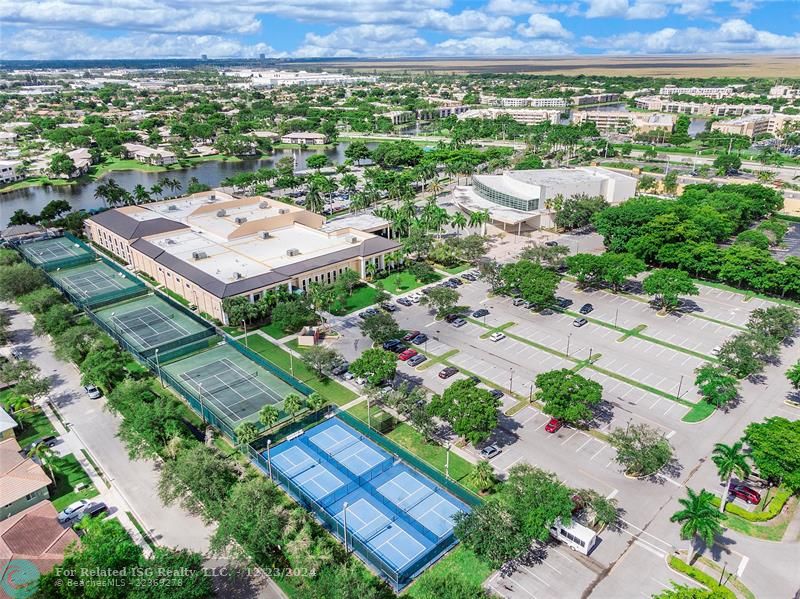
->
[281, 55, 800, 77]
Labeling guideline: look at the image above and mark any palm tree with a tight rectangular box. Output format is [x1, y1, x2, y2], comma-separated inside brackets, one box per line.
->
[5, 393, 31, 414]
[428, 178, 443, 198]
[468, 209, 490, 235]
[234, 422, 260, 449]
[132, 184, 150, 205]
[341, 173, 358, 194]
[305, 185, 324, 214]
[471, 460, 497, 494]
[149, 183, 163, 200]
[451, 212, 468, 236]
[284, 394, 303, 423]
[712, 441, 751, 513]
[670, 488, 724, 562]
[259, 405, 280, 432]
[365, 261, 379, 281]
[305, 392, 326, 414]
[28, 442, 56, 485]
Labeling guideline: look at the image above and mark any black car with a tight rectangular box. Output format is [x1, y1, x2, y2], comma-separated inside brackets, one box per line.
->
[78, 501, 108, 522]
[397, 297, 412, 307]
[544, 241, 559, 247]
[469, 376, 481, 384]
[411, 334, 428, 345]
[408, 354, 427, 367]
[439, 366, 459, 379]
[444, 313, 461, 323]
[489, 389, 505, 399]
[462, 273, 477, 281]
[448, 278, 463, 286]
[381, 302, 398, 312]
[331, 362, 349, 376]
[579, 303, 594, 314]
[382, 339, 402, 351]
[556, 297, 573, 308]
[472, 308, 489, 318]
[442, 280, 457, 288]
[359, 309, 377, 319]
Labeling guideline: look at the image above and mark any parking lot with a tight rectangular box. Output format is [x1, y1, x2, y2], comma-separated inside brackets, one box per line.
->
[771, 222, 800, 261]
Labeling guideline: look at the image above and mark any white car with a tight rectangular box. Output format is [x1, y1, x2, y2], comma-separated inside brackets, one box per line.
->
[58, 499, 90, 523]
[489, 332, 506, 342]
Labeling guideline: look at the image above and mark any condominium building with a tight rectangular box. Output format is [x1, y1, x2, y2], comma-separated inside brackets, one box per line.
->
[768, 85, 800, 100]
[659, 85, 734, 99]
[122, 143, 178, 166]
[84, 192, 399, 324]
[453, 167, 636, 234]
[481, 95, 567, 109]
[223, 70, 376, 88]
[458, 108, 561, 125]
[710, 113, 800, 139]
[381, 111, 415, 126]
[0, 160, 23, 185]
[571, 110, 633, 132]
[416, 105, 470, 119]
[280, 132, 327, 145]
[571, 93, 621, 106]
[635, 96, 773, 117]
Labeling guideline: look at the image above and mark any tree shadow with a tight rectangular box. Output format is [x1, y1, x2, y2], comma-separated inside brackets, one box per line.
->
[499, 543, 549, 578]
[746, 373, 768, 385]
[588, 400, 615, 428]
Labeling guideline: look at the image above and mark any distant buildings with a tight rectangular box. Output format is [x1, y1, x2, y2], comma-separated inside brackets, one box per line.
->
[635, 96, 773, 117]
[280, 132, 327, 145]
[416, 105, 469, 119]
[381, 110, 415, 126]
[571, 111, 676, 133]
[458, 108, 561, 125]
[65, 148, 92, 178]
[85, 192, 399, 324]
[481, 95, 568, 109]
[0, 160, 23, 185]
[571, 93, 620, 106]
[224, 69, 376, 88]
[710, 113, 800, 139]
[453, 167, 637, 234]
[122, 143, 178, 166]
[768, 85, 800, 100]
[659, 85, 735, 99]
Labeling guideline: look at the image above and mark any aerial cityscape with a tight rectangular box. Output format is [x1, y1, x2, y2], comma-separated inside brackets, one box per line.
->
[0, 3, 799, 599]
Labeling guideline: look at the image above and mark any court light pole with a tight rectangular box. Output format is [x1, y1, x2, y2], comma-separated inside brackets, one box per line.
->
[342, 502, 349, 554]
[242, 320, 248, 348]
[155, 348, 164, 388]
[266, 439, 273, 480]
[445, 443, 451, 479]
[197, 382, 208, 426]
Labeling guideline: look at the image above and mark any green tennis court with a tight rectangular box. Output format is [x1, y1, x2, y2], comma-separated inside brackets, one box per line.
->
[163, 343, 302, 427]
[50, 261, 145, 306]
[18, 236, 94, 266]
[93, 294, 213, 353]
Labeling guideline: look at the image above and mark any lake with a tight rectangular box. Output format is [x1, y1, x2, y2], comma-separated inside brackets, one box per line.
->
[0, 142, 375, 225]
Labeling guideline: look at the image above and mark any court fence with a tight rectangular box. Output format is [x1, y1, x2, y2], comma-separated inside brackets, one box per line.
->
[335, 410, 482, 509]
[248, 443, 455, 590]
[224, 335, 314, 397]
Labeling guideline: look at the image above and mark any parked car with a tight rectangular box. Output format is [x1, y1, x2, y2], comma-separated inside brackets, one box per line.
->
[462, 273, 477, 282]
[545, 418, 563, 433]
[381, 302, 398, 312]
[403, 330, 420, 342]
[729, 484, 761, 505]
[83, 385, 102, 400]
[480, 445, 501, 459]
[58, 499, 90, 523]
[343, 372, 355, 381]
[579, 304, 594, 315]
[469, 376, 481, 384]
[489, 332, 506, 342]
[408, 354, 428, 367]
[444, 313, 461, 323]
[573, 318, 588, 327]
[382, 339, 402, 351]
[489, 389, 504, 399]
[556, 297, 573, 308]
[26, 436, 58, 455]
[451, 318, 467, 328]
[544, 241, 559, 247]
[512, 298, 526, 306]
[398, 349, 418, 361]
[411, 334, 428, 345]
[331, 362, 349, 377]
[448, 278, 463, 286]
[397, 297, 412, 307]
[472, 308, 489, 318]
[78, 501, 108, 522]
[438, 367, 458, 379]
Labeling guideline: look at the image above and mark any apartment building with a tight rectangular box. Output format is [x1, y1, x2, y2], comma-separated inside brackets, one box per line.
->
[571, 110, 633, 132]
[280, 132, 327, 145]
[768, 85, 800, 100]
[0, 160, 23, 185]
[122, 143, 178, 166]
[381, 111, 415, 126]
[223, 69, 376, 87]
[458, 108, 561, 125]
[416, 105, 469, 119]
[481, 95, 568, 109]
[635, 96, 773, 117]
[84, 192, 399, 324]
[659, 85, 734, 99]
[710, 113, 800, 139]
[571, 93, 621, 106]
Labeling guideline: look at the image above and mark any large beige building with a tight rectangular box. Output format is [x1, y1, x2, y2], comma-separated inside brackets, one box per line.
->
[635, 96, 773, 117]
[570, 111, 675, 134]
[659, 85, 734, 99]
[710, 113, 800, 139]
[85, 192, 399, 324]
[458, 108, 561, 125]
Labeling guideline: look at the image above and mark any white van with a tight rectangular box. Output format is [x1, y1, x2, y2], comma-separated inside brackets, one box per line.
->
[549, 518, 598, 555]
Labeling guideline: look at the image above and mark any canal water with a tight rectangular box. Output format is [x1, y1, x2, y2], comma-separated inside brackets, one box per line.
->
[1, 142, 375, 225]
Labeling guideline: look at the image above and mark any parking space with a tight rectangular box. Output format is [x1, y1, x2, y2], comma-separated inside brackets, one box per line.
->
[772, 223, 800, 260]
[485, 545, 599, 599]
[583, 369, 690, 424]
[681, 285, 776, 328]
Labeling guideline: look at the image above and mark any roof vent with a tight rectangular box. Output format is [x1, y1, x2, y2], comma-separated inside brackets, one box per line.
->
[347, 235, 359, 244]
[286, 248, 300, 257]
[278, 208, 288, 215]
[232, 272, 242, 280]
[167, 204, 178, 211]
[259, 231, 271, 239]
[216, 209, 227, 217]
[234, 216, 248, 224]
[191, 251, 208, 260]
[258, 201, 269, 209]
[209, 193, 216, 201]
[165, 238, 176, 245]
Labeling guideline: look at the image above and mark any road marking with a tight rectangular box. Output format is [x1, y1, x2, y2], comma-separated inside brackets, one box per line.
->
[561, 431, 580, 445]
[590, 446, 606, 460]
[737, 556, 749, 577]
[606, 489, 618, 500]
[665, 430, 676, 439]
[655, 473, 683, 487]
[540, 559, 563, 575]
[520, 564, 551, 588]
[634, 539, 667, 559]
[576, 437, 594, 452]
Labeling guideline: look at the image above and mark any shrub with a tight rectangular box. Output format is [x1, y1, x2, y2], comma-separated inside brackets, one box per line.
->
[667, 556, 736, 599]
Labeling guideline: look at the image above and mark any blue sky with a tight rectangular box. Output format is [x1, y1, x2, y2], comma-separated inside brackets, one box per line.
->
[1, 0, 799, 59]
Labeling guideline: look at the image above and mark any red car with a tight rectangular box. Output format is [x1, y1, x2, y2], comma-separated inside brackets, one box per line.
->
[545, 418, 563, 433]
[403, 330, 420, 342]
[729, 484, 761, 505]
[398, 348, 418, 361]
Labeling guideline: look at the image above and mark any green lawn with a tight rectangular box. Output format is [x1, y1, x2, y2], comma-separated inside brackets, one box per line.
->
[346, 401, 479, 492]
[682, 401, 716, 423]
[0, 175, 78, 192]
[244, 334, 358, 406]
[0, 390, 57, 447]
[49, 453, 99, 511]
[260, 320, 299, 340]
[405, 546, 492, 598]
[92, 158, 168, 176]
[441, 262, 471, 274]
[160, 287, 191, 307]
[331, 285, 380, 315]
[376, 269, 441, 295]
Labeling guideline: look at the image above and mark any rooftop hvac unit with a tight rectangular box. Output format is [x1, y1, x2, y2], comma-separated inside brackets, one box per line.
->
[259, 231, 271, 239]
[347, 235, 359, 244]
[167, 204, 178, 211]
[165, 239, 176, 245]
[232, 272, 242, 280]
[278, 208, 288, 215]
[234, 216, 248, 224]
[258, 201, 269, 209]
[209, 193, 216, 201]
[216, 209, 227, 217]
[192, 251, 208, 260]
[286, 248, 300, 257]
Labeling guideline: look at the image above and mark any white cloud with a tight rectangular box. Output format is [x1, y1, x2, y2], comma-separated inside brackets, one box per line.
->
[434, 35, 575, 56]
[294, 25, 428, 57]
[418, 10, 514, 33]
[583, 0, 716, 19]
[583, 18, 800, 53]
[486, 0, 548, 15]
[517, 14, 572, 38]
[0, 29, 280, 59]
[585, 0, 629, 18]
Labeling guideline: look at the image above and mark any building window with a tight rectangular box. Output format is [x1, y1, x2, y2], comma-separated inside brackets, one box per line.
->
[474, 179, 539, 211]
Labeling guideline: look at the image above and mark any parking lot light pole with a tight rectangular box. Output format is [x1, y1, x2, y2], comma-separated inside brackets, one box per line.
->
[445, 443, 450, 479]
[266, 439, 273, 480]
[566, 333, 572, 356]
[343, 502, 349, 553]
[676, 375, 684, 400]
[588, 348, 593, 362]
[197, 382, 207, 426]
[242, 320, 248, 348]
[155, 348, 163, 388]
[529, 383, 533, 403]
[614, 308, 619, 328]
[509, 368, 514, 394]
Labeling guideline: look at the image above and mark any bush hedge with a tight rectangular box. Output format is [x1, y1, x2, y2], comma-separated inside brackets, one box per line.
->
[667, 556, 736, 599]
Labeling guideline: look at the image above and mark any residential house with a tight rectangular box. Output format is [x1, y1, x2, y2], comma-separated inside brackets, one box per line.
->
[122, 143, 178, 166]
[0, 438, 51, 521]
